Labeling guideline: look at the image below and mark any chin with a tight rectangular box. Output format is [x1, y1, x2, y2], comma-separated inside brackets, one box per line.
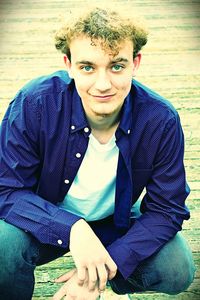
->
[92, 106, 117, 116]
[94, 111, 112, 117]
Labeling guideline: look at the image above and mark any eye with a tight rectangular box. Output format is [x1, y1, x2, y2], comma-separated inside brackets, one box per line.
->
[111, 64, 124, 72]
[81, 65, 94, 72]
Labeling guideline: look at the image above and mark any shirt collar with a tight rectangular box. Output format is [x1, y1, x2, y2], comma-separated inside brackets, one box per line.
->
[118, 92, 132, 135]
[70, 81, 91, 135]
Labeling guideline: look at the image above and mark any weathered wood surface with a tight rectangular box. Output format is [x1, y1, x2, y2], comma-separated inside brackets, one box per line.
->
[0, 0, 199, 299]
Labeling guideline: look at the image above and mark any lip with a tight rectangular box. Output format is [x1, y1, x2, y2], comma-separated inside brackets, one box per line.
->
[91, 94, 116, 100]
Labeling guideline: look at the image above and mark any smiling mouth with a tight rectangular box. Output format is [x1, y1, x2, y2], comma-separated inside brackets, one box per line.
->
[91, 94, 115, 100]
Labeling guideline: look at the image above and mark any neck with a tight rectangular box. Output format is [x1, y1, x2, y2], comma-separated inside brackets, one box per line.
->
[87, 112, 120, 144]
[87, 109, 121, 131]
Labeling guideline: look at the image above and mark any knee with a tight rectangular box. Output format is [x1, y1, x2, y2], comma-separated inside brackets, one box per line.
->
[144, 234, 196, 295]
[166, 259, 196, 295]
[157, 250, 196, 295]
[0, 222, 24, 277]
[0, 220, 38, 282]
[164, 236, 196, 295]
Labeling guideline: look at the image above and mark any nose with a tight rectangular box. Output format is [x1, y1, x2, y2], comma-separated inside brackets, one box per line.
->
[94, 70, 112, 92]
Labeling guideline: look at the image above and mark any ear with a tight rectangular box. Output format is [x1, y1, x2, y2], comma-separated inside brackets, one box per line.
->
[132, 53, 141, 77]
[63, 55, 73, 78]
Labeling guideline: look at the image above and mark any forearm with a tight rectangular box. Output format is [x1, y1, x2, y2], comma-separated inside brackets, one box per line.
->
[106, 211, 183, 279]
[107, 114, 190, 280]
[0, 187, 81, 247]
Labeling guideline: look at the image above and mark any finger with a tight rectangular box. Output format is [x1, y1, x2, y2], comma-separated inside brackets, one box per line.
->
[106, 259, 117, 280]
[88, 264, 97, 291]
[64, 295, 74, 300]
[64, 295, 75, 300]
[53, 284, 67, 300]
[55, 269, 76, 283]
[96, 264, 108, 292]
[77, 266, 86, 285]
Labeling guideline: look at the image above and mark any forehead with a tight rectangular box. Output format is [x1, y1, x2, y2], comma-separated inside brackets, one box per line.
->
[69, 36, 133, 62]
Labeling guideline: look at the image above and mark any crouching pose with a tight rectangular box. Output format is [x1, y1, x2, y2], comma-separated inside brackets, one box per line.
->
[0, 5, 195, 300]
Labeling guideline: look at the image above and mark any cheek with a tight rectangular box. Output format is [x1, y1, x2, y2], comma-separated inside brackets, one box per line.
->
[112, 69, 133, 88]
[112, 76, 132, 92]
[73, 75, 93, 93]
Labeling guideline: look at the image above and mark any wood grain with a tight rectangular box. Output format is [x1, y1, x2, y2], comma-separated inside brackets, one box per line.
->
[0, 0, 199, 299]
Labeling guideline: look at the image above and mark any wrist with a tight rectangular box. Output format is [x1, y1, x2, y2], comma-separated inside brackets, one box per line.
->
[71, 218, 86, 230]
[70, 218, 88, 237]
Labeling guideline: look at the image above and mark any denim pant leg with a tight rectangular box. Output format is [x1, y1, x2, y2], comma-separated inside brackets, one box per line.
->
[0, 220, 67, 300]
[0, 220, 39, 300]
[109, 232, 196, 295]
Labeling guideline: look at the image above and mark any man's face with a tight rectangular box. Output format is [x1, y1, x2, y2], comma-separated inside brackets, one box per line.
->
[64, 36, 141, 121]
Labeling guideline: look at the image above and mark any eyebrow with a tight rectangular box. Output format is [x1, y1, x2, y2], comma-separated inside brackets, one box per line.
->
[75, 60, 94, 65]
[110, 57, 129, 64]
[75, 57, 129, 66]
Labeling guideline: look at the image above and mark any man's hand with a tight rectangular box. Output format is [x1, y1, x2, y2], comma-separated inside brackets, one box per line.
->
[53, 268, 100, 300]
[69, 219, 117, 291]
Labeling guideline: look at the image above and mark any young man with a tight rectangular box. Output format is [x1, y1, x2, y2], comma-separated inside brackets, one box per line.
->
[0, 6, 195, 300]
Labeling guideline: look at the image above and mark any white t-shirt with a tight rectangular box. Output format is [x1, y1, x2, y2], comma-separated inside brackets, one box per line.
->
[58, 134, 119, 221]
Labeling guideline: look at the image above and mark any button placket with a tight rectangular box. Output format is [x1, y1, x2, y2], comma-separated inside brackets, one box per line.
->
[84, 127, 89, 133]
[75, 153, 81, 158]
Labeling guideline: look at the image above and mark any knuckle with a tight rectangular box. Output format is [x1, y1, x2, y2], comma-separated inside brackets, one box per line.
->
[88, 262, 96, 270]
[78, 277, 85, 283]
[110, 270, 116, 276]
[89, 286, 95, 291]
[97, 254, 106, 262]
[78, 263, 86, 269]
[78, 273, 85, 278]
[100, 275, 107, 282]
[100, 278, 106, 283]
[78, 271, 85, 278]
[95, 259, 103, 265]
[111, 265, 117, 272]
[69, 292, 76, 297]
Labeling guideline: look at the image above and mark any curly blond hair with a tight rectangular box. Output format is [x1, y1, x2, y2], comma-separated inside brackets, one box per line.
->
[55, 6, 148, 59]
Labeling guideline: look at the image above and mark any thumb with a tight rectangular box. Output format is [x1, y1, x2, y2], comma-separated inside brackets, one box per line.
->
[54, 269, 76, 283]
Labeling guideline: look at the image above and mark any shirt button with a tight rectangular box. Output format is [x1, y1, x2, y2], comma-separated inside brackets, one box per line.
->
[84, 127, 89, 133]
[127, 129, 131, 134]
[64, 179, 70, 184]
[76, 153, 81, 158]
[71, 125, 75, 130]
[57, 239, 63, 245]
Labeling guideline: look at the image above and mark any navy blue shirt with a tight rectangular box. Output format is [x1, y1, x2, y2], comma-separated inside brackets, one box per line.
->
[0, 70, 190, 279]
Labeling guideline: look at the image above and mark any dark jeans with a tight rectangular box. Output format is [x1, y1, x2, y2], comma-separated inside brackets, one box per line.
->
[0, 219, 195, 300]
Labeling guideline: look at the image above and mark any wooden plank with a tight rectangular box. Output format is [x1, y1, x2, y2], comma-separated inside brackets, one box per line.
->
[0, 0, 199, 299]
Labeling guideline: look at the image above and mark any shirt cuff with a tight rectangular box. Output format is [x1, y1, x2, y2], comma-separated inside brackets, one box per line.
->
[49, 209, 82, 248]
[107, 240, 139, 279]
